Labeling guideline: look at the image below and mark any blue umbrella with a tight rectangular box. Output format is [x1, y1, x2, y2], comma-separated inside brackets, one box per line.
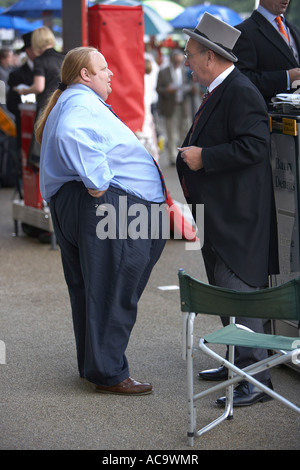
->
[2, 0, 62, 18]
[0, 7, 43, 33]
[0, 16, 43, 33]
[170, 4, 242, 29]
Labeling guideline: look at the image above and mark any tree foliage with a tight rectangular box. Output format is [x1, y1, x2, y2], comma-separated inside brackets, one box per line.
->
[0, 0, 16, 8]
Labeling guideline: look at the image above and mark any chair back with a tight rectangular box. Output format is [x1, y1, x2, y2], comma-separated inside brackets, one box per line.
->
[178, 269, 300, 322]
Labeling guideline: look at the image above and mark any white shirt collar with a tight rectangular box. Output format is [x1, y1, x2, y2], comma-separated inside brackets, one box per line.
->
[27, 58, 34, 70]
[208, 64, 235, 93]
[257, 5, 284, 25]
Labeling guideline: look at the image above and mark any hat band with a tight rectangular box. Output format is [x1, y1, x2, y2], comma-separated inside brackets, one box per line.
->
[193, 30, 233, 55]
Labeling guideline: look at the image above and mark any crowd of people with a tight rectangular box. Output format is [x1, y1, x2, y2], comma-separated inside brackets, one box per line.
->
[0, 0, 299, 404]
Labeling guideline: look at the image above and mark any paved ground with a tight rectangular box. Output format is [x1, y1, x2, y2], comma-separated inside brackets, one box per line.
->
[0, 150, 299, 451]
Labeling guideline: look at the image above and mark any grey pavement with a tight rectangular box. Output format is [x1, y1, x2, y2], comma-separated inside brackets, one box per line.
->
[0, 150, 299, 451]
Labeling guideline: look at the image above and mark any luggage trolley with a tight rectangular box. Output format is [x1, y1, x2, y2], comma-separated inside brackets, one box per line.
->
[12, 104, 56, 249]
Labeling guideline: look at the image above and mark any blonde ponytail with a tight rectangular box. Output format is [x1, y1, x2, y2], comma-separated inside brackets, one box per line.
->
[35, 90, 63, 143]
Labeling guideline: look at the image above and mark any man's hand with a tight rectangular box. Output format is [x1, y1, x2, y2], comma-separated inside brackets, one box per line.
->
[15, 87, 28, 95]
[178, 146, 203, 171]
[88, 189, 107, 198]
[288, 68, 300, 88]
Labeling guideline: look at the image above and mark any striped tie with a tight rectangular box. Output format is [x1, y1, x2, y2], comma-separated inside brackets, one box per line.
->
[188, 87, 218, 143]
[191, 90, 211, 132]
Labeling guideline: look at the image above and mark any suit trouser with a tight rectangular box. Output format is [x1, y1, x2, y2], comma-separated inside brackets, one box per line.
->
[165, 103, 191, 164]
[201, 242, 271, 383]
[50, 181, 166, 386]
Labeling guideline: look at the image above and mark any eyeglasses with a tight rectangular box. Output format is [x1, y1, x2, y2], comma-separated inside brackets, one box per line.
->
[183, 50, 207, 61]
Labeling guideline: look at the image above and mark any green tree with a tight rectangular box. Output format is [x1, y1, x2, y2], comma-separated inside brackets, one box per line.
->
[0, 0, 16, 8]
[184, 0, 253, 14]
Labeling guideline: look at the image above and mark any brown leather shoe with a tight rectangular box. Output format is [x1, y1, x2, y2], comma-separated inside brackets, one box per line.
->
[95, 377, 153, 396]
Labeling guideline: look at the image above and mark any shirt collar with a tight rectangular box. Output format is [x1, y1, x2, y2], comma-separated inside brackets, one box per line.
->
[27, 58, 34, 70]
[257, 5, 284, 25]
[68, 83, 107, 105]
[208, 64, 235, 93]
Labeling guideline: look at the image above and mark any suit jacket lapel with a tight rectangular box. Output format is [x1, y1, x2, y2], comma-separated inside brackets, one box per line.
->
[188, 97, 218, 145]
[188, 69, 238, 146]
[287, 20, 300, 64]
[252, 10, 298, 67]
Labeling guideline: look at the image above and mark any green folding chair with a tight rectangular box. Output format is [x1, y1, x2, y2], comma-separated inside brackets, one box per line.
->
[178, 269, 300, 447]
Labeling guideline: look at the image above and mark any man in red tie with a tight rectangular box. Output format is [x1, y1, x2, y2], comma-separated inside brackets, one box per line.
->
[233, 0, 300, 107]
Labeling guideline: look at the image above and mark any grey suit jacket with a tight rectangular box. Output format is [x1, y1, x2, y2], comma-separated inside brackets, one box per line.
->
[156, 65, 191, 118]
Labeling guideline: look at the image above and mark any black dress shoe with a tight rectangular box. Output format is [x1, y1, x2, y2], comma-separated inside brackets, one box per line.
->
[216, 380, 273, 407]
[198, 366, 228, 381]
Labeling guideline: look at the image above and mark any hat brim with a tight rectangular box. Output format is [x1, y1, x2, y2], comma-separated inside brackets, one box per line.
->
[183, 29, 238, 63]
[16, 46, 26, 53]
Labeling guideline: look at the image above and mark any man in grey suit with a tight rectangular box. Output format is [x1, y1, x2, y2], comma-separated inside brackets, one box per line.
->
[233, 0, 300, 107]
[156, 49, 192, 165]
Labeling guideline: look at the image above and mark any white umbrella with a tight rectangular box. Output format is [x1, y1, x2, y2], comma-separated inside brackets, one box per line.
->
[142, 0, 184, 21]
[101, 0, 173, 35]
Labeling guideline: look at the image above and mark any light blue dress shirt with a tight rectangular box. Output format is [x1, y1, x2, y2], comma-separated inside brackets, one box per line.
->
[39, 83, 165, 203]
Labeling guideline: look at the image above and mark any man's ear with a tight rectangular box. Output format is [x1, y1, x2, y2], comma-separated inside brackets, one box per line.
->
[206, 50, 214, 64]
[80, 67, 90, 82]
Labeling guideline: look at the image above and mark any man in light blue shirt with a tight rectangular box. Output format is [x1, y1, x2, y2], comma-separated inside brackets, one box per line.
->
[36, 47, 166, 396]
[40, 82, 165, 204]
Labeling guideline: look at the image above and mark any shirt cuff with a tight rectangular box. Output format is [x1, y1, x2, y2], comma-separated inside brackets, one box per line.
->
[286, 70, 290, 90]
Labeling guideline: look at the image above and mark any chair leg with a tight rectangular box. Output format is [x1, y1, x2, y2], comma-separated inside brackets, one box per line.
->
[186, 312, 196, 446]
[182, 313, 188, 360]
[185, 313, 235, 446]
[225, 343, 235, 420]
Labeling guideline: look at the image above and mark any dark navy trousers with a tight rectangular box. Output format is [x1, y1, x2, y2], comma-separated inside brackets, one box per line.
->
[50, 181, 166, 386]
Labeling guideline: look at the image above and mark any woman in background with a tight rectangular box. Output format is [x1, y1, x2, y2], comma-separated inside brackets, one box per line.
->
[18, 26, 64, 116]
[18, 26, 64, 168]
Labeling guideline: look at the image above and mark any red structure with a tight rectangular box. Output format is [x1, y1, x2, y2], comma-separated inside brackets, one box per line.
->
[88, 4, 145, 132]
[20, 105, 43, 209]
